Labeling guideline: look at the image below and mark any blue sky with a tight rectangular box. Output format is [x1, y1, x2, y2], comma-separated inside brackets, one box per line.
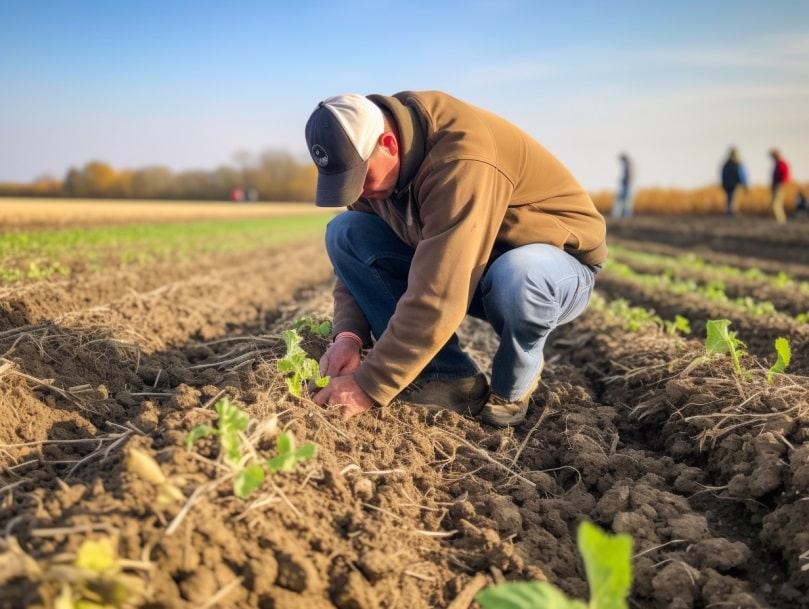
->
[1, 1, 807, 192]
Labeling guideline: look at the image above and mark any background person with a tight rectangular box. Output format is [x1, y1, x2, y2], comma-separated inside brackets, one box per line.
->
[611, 153, 633, 218]
[305, 91, 607, 427]
[794, 189, 808, 217]
[769, 148, 790, 224]
[720, 147, 748, 217]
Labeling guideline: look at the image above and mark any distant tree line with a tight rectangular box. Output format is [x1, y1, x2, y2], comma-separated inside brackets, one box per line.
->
[0, 150, 317, 202]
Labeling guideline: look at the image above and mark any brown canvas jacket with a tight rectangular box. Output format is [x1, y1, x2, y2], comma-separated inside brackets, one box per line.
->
[332, 90, 607, 406]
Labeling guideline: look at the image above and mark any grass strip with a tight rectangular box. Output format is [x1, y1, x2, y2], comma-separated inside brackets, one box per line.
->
[0, 215, 330, 283]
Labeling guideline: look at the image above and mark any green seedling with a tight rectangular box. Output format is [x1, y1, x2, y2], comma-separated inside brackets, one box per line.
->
[293, 316, 332, 337]
[186, 397, 265, 497]
[187, 398, 317, 498]
[278, 328, 329, 397]
[267, 430, 317, 473]
[663, 314, 691, 337]
[475, 521, 633, 609]
[608, 298, 662, 332]
[704, 319, 748, 377]
[767, 337, 791, 384]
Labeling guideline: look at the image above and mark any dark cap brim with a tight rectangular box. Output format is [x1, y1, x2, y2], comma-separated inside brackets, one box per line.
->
[314, 159, 369, 207]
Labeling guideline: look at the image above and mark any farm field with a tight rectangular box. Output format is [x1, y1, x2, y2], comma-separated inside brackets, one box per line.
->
[1, 201, 808, 609]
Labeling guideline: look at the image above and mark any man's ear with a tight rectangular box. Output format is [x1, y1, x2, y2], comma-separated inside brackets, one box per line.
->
[378, 132, 398, 156]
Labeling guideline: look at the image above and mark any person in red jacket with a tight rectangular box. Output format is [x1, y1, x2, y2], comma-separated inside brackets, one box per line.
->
[769, 149, 790, 224]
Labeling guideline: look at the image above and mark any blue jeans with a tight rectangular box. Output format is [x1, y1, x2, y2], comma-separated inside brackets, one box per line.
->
[611, 185, 633, 218]
[325, 211, 598, 401]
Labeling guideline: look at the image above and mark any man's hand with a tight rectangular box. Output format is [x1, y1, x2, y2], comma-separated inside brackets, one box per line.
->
[319, 334, 362, 378]
[311, 333, 371, 416]
[312, 373, 373, 417]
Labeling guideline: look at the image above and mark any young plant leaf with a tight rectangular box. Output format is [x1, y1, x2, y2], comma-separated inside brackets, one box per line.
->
[216, 398, 250, 434]
[475, 581, 587, 609]
[768, 337, 791, 383]
[278, 326, 330, 397]
[705, 319, 733, 356]
[215, 398, 250, 465]
[185, 425, 218, 450]
[266, 430, 317, 473]
[475, 521, 632, 609]
[664, 314, 691, 336]
[234, 464, 266, 498]
[705, 319, 747, 376]
[579, 520, 633, 609]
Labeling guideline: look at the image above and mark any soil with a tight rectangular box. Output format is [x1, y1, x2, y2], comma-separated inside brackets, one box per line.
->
[1, 210, 808, 609]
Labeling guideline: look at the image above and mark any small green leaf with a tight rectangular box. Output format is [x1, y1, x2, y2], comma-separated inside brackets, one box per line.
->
[475, 522, 632, 609]
[267, 435, 317, 474]
[234, 465, 265, 498]
[705, 319, 733, 356]
[285, 375, 303, 397]
[216, 398, 250, 434]
[283, 329, 303, 352]
[704, 319, 747, 376]
[578, 521, 633, 609]
[277, 430, 294, 455]
[476, 581, 587, 609]
[219, 432, 242, 467]
[768, 337, 791, 383]
[186, 425, 218, 450]
[277, 359, 296, 373]
[266, 454, 293, 473]
[296, 442, 317, 460]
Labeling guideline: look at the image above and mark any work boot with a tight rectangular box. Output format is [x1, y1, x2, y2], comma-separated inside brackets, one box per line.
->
[479, 393, 532, 426]
[480, 360, 544, 427]
[398, 372, 489, 416]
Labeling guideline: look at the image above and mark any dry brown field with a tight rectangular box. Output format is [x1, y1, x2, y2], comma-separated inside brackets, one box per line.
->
[1, 201, 808, 608]
[0, 198, 332, 230]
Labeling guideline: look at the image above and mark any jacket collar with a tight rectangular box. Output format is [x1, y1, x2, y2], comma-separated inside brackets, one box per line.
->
[367, 94, 425, 195]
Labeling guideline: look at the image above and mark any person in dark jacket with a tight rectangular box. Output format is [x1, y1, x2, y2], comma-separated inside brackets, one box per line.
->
[304, 91, 606, 426]
[611, 153, 633, 218]
[794, 190, 808, 217]
[720, 148, 748, 217]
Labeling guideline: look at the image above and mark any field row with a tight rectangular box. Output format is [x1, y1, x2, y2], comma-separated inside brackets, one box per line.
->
[1, 213, 807, 608]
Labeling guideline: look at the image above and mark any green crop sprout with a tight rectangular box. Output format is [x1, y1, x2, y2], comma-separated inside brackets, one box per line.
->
[663, 314, 691, 337]
[186, 398, 317, 498]
[293, 316, 332, 337]
[278, 327, 329, 398]
[608, 298, 662, 332]
[475, 521, 633, 609]
[704, 319, 748, 377]
[266, 430, 317, 474]
[767, 337, 791, 384]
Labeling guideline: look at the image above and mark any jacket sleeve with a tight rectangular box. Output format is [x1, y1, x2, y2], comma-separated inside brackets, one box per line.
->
[353, 159, 512, 405]
[331, 277, 372, 345]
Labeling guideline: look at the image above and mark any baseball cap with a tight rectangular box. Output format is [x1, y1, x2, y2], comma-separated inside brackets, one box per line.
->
[304, 94, 385, 207]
